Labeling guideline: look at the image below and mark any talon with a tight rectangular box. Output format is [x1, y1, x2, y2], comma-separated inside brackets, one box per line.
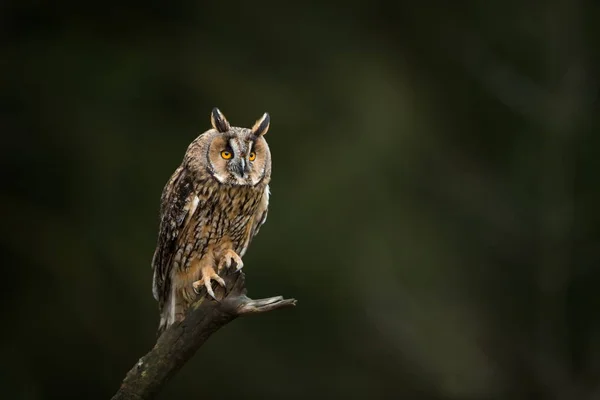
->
[192, 266, 226, 300]
[192, 279, 204, 295]
[212, 273, 226, 288]
[205, 280, 216, 300]
[235, 260, 244, 272]
[218, 249, 244, 272]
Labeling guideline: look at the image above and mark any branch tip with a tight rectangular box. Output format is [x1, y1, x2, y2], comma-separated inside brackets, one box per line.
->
[236, 295, 297, 315]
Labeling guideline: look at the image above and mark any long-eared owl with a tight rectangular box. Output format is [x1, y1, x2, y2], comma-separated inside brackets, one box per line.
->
[151, 108, 272, 333]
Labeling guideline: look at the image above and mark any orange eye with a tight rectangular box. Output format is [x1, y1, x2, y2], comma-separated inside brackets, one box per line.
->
[249, 152, 256, 161]
[221, 150, 232, 159]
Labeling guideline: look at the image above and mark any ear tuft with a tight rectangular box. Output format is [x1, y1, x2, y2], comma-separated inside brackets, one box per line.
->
[251, 112, 270, 136]
[211, 108, 230, 133]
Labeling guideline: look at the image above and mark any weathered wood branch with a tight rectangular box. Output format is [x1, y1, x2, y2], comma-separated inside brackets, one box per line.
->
[111, 267, 296, 400]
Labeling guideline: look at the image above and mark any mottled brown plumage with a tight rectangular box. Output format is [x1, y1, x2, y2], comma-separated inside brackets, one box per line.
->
[152, 108, 271, 333]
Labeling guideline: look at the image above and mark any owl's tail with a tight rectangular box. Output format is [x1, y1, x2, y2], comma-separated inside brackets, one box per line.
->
[157, 315, 169, 336]
[157, 290, 186, 336]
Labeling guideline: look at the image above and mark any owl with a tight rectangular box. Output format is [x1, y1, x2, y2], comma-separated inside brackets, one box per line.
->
[151, 108, 272, 333]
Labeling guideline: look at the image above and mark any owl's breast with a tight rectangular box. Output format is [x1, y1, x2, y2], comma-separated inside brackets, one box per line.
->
[176, 183, 265, 270]
[218, 186, 264, 247]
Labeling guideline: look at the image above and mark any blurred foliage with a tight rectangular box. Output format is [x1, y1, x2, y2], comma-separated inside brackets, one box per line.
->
[1, 0, 600, 399]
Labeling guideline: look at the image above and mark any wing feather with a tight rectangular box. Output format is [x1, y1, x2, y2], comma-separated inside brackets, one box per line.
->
[151, 165, 195, 307]
[247, 184, 270, 248]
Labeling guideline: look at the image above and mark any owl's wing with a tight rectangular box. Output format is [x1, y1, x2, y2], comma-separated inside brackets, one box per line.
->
[249, 184, 270, 241]
[151, 165, 195, 308]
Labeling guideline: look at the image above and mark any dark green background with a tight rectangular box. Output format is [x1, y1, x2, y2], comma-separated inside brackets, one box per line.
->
[2, 1, 600, 399]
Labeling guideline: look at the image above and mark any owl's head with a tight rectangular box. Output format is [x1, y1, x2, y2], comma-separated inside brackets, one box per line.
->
[185, 108, 272, 186]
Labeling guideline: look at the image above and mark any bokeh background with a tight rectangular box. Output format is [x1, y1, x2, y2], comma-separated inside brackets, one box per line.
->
[2, 1, 600, 399]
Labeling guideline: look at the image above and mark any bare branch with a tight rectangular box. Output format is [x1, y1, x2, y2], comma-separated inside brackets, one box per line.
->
[111, 267, 296, 400]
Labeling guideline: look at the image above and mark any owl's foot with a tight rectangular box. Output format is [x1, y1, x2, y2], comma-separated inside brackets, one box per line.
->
[192, 265, 226, 300]
[217, 249, 244, 273]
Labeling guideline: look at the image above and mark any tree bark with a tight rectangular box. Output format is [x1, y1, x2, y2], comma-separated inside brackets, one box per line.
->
[111, 267, 296, 400]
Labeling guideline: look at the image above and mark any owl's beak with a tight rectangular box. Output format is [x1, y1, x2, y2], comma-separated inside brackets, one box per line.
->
[234, 159, 246, 177]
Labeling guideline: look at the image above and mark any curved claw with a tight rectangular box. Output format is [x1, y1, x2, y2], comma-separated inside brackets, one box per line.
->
[212, 273, 226, 288]
[218, 249, 244, 273]
[235, 260, 244, 272]
[205, 281, 216, 300]
[192, 269, 226, 300]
